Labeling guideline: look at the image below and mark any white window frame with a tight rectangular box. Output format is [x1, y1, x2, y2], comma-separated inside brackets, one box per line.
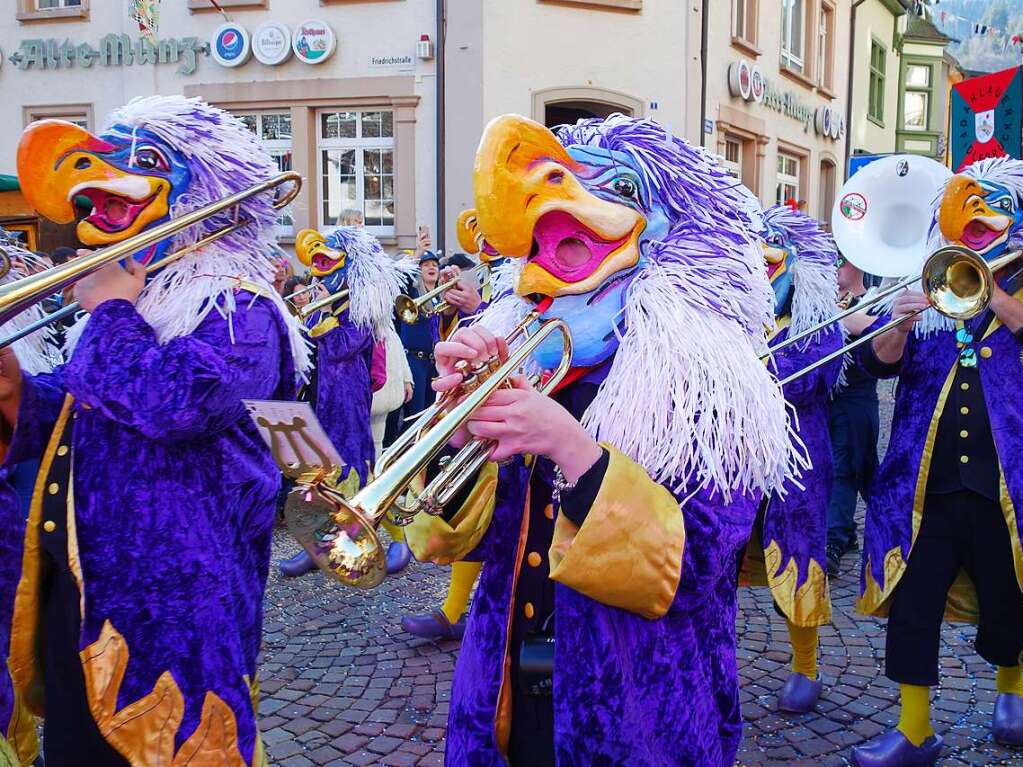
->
[36, 0, 82, 8]
[723, 137, 743, 179]
[235, 110, 294, 240]
[903, 90, 929, 132]
[817, 2, 835, 90]
[316, 109, 396, 237]
[776, 152, 800, 206]
[781, 0, 804, 72]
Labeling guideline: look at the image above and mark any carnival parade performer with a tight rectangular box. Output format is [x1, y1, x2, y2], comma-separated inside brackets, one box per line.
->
[277, 226, 415, 579]
[405, 113, 801, 766]
[851, 157, 1023, 766]
[0, 95, 311, 766]
[0, 234, 65, 766]
[739, 205, 842, 714]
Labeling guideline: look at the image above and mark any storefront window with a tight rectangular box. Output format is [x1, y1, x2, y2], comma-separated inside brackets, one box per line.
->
[780, 0, 804, 73]
[236, 111, 294, 238]
[776, 152, 800, 206]
[723, 138, 742, 179]
[318, 109, 395, 234]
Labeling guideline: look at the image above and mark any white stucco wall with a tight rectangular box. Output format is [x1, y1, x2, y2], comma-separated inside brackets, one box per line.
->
[848, 0, 903, 157]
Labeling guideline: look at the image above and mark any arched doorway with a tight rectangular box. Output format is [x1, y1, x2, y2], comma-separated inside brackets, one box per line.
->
[532, 87, 644, 130]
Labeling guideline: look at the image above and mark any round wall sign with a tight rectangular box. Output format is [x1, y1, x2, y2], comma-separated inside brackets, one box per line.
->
[211, 23, 251, 67]
[293, 19, 336, 65]
[253, 21, 292, 66]
[750, 65, 765, 103]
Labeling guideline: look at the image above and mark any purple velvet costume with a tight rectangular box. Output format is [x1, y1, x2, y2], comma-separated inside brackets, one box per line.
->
[0, 468, 31, 763]
[447, 439, 759, 764]
[856, 311, 1023, 615]
[7, 293, 296, 763]
[750, 325, 842, 624]
[311, 310, 374, 485]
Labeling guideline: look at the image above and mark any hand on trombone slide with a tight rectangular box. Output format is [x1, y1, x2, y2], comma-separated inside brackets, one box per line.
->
[437, 265, 483, 315]
[433, 325, 601, 480]
[72, 250, 146, 312]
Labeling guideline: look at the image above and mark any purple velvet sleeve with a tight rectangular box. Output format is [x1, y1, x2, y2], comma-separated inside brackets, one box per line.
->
[4, 369, 68, 465]
[317, 313, 372, 365]
[853, 314, 905, 380]
[677, 487, 756, 599]
[771, 325, 843, 404]
[63, 297, 285, 443]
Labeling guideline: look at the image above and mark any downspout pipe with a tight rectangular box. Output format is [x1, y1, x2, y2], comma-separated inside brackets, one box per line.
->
[436, 0, 446, 256]
[700, 0, 709, 147]
[845, 0, 867, 180]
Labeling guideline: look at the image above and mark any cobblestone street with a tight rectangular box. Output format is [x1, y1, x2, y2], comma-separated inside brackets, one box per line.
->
[258, 384, 1023, 766]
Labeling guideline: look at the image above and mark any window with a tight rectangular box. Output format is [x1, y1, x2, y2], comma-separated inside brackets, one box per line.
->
[733, 0, 758, 46]
[904, 92, 929, 131]
[723, 138, 742, 179]
[23, 104, 92, 130]
[236, 111, 294, 238]
[36, 0, 81, 7]
[17, 0, 87, 20]
[817, 2, 835, 90]
[906, 64, 930, 88]
[780, 0, 804, 72]
[868, 39, 886, 124]
[318, 110, 395, 234]
[776, 152, 800, 206]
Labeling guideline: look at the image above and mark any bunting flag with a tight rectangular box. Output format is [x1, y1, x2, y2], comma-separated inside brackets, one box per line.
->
[950, 66, 1023, 171]
[130, 0, 161, 44]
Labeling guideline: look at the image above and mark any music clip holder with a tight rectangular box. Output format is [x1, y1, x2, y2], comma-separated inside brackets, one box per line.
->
[243, 400, 344, 485]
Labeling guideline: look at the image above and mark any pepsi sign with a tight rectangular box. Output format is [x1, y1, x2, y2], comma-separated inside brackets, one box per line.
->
[211, 23, 251, 68]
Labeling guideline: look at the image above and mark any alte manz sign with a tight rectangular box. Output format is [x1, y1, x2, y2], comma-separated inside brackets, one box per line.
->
[10, 34, 207, 76]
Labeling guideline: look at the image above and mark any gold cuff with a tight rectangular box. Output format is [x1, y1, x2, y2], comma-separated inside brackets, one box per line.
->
[405, 462, 499, 564]
[549, 445, 684, 619]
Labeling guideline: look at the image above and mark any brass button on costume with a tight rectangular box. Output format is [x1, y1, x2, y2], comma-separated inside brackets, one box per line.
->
[961, 406, 970, 415]
[57, 445, 69, 457]
[961, 382, 970, 391]
[960, 430, 969, 439]
[961, 455, 970, 464]
[980, 346, 992, 359]
[43, 520, 57, 533]
[524, 602, 535, 619]
[527, 552, 542, 568]
[543, 504, 554, 520]
[47, 483, 59, 495]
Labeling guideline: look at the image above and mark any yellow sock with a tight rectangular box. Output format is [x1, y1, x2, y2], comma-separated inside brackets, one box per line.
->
[786, 620, 818, 679]
[441, 561, 482, 624]
[380, 519, 406, 544]
[897, 684, 934, 746]
[997, 665, 1023, 696]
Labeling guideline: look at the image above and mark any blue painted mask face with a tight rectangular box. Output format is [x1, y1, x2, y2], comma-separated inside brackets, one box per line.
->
[762, 223, 795, 317]
[527, 146, 669, 370]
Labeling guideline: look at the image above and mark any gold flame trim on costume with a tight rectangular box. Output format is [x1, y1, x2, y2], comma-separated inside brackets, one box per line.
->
[856, 547, 907, 617]
[81, 620, 249, 767]
[761, 541, 832, 627]
[1, 687, 38, 766]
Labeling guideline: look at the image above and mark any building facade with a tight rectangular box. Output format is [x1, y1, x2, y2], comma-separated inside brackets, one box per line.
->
[707, 0, 852, 224]
[846, 0, 906, 162]
[895, 13, 953, 160]
[0, 0, 701, 258]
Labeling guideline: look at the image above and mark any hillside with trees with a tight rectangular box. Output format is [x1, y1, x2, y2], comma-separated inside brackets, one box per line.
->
[927, 0, 1023, 72]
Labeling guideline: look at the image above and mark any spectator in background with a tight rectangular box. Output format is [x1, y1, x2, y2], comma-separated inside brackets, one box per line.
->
[371, 325, 413, 459]
[825, 253, 880, 576]
[50, 246, 76, 266]
[272, 256, 292, 295]
[338, 208, 364, 228]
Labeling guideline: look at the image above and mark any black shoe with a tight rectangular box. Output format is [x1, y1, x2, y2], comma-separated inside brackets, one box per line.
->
[826, 544, 843, 577]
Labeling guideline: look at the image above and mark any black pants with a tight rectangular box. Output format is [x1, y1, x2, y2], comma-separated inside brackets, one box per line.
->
[885, 490, 1023, 686]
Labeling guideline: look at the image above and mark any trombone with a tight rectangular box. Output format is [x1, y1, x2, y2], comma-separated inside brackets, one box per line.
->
[395, 262, 491, 324]
[0, 171, 302, 345]
[284, 298, 572, 589]
[769, 245, 1020, 386]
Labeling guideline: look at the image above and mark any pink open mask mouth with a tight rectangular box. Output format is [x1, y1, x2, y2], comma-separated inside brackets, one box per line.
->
[80, 187, 157, 234]
[960, 218, 1007, 252]
[527, 210, 627, 282]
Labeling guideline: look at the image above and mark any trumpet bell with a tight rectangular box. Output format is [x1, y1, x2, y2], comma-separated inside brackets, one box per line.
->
[394, 294, 421, 324]
[832, 154, 952, 277]
[283, 485, 387, 589]
[922, 246, 993, 321]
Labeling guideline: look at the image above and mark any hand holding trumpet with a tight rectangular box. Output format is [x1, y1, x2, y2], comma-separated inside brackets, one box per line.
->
[433, 325, 600, 481]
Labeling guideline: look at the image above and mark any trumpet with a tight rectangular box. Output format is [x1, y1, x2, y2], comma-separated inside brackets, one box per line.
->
[0, 171, 301, 345]
[769, 246, 1020, 385]
[288, 286, 350, 322]
[284, 300, 572, 589]
[395, 262, 491, 324]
